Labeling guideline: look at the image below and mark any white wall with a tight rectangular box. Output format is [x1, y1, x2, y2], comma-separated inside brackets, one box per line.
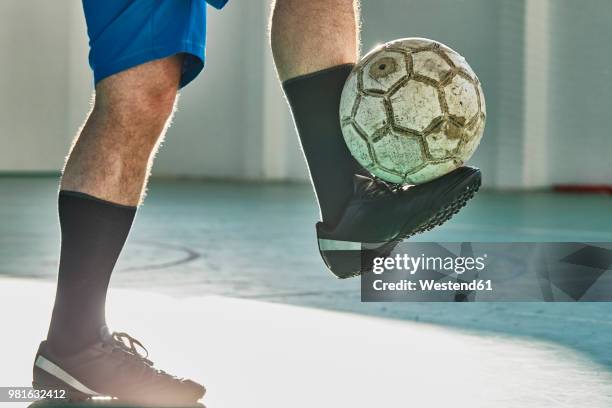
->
[547, 0, 612, 185]
[154, 1, 304, 181]
[0, 1, 75, 172]
[155, 2, 263, 179]
[1, 1, 610, 188]
[0, 0, 300, 180]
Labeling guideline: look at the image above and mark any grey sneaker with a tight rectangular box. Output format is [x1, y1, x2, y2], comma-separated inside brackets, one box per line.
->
[33, 326, 205, 406]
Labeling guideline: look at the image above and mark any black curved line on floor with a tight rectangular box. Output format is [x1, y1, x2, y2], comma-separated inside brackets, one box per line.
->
[120, 239, 201, 272]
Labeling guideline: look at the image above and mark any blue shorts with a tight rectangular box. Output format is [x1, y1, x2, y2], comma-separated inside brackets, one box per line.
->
[82, 0, 228, 89]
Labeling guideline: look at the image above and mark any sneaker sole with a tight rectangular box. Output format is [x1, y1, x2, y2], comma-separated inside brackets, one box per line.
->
[318, 172, 481, 279]
[33, 355, 205, 406]
[33, 355, 98, 401]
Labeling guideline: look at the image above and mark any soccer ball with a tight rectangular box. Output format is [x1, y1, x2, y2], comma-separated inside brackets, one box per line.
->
[340, 38, 486, 184]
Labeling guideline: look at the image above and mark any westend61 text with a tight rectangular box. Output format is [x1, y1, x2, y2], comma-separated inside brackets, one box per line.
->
[372, 279, 493, 292]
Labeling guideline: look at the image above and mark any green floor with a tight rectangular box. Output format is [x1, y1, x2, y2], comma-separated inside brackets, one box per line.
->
[1, 177, 612, 370]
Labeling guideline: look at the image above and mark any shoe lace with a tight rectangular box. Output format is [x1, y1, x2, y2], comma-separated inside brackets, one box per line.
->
[99, 326, 177, 379]
[355, 174, 403, 199]
[372, 177, 399, 194]
[109, 331, 155, 367]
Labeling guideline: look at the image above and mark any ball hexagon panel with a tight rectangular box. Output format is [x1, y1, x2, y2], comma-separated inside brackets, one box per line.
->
[459, 116, 486, 160]
[353, 95, 388, 137]
[425, 131, 461, 160]
[372, 131, 425, 176]
[441, 46, 473, 73]
[339, 73, 360, 122]
[407, 160, 460, 184]
[444, 75, 479, 124]
[390, 80, 442, 132]
[476, 81, 486, 115]
[412, 51, 453, 83]
[389, 37, 437, 51]
[341, 123, 375, 170]
[361, 51, 409, 93]
[368, 166, 404, 185]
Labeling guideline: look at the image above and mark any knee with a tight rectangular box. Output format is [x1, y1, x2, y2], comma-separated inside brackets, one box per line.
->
[97, 81, 178, 128]
[93, 57, 183, 131]
[87, 80, 179, 161]
[131, 80, 178, 119]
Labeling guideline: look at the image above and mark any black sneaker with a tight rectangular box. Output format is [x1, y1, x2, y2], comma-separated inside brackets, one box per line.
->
[33, 326, 205, 406]
[317, 166, 481, 278]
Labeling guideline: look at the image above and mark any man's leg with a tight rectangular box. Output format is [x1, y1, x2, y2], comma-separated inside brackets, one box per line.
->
[61, 56, 181, 205]
[35, 0, 207, 403]
[271, 0, 359, 81]
[271, 0, 482, 278]
[271, 0, 362, 227]
[38, 55, 204, 403]
[46, 56, 182, 355]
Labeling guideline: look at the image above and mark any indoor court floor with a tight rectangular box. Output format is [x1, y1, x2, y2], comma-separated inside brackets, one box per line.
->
[1, 176, 612, 406]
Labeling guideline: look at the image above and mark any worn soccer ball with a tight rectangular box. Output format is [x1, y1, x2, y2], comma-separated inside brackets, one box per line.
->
[340, 38, 486, 184]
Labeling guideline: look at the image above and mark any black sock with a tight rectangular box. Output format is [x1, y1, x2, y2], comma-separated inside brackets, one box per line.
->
[47, 191, 136, 355]
[283, 64, 366, 227]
